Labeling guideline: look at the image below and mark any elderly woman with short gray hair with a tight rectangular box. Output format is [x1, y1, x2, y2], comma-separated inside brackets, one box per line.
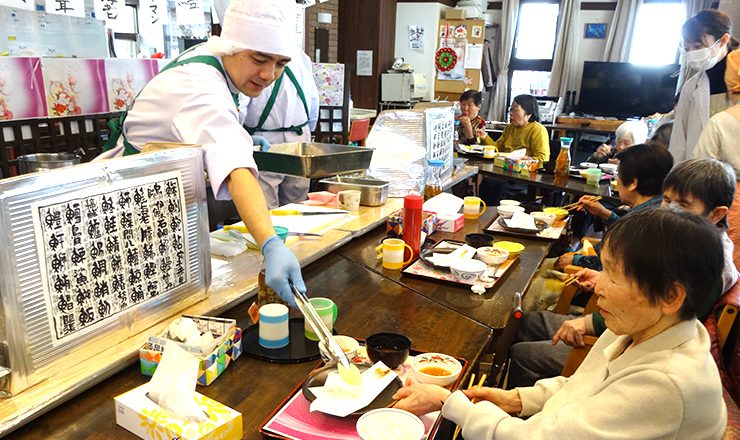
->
[587, 120, 649, 164]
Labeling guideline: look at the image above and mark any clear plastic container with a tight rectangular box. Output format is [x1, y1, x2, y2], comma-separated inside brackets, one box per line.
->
[424, 159, 444, 201]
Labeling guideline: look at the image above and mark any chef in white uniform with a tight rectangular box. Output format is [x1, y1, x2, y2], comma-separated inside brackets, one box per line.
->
[96, 0, 305, 306]
[669, 10, 734, 162]
[245, 49, 319, 209]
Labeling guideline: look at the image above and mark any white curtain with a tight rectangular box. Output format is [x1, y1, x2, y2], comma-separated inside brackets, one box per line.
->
[603, 0, 640, 62]
[548, 0, 581, 97]
[491, 0, 520, 121]
[683, 0, 714, 18]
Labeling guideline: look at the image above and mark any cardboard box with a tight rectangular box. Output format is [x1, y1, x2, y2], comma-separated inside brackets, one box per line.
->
[445, 8, 466, 19]
[436, 212, 465, 232]
[502, 158, 539, 174]
[140, 315, 242, 386]
[386, 209, 438, 238]
[115, 383, 242, 440]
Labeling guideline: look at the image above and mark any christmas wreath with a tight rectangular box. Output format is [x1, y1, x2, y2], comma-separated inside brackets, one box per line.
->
[435, 47, 457, 72]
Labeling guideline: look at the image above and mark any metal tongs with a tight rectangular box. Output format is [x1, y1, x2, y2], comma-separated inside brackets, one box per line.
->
[290, 283, 361, 385]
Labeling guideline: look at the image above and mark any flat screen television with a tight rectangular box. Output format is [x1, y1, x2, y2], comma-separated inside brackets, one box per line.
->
[577, 61, 679, 119]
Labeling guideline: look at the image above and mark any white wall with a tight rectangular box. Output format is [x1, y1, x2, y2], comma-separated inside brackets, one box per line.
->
[394, 2, 450, 101]
[719, 0, 740, 40]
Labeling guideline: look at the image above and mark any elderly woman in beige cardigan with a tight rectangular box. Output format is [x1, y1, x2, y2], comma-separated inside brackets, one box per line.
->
[394, 208, 727, 439]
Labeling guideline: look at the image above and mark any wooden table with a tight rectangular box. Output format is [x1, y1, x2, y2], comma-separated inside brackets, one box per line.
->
[336, 209, 552, 380]
[9, 253, 492, 440]
[465, 157, 620, 204]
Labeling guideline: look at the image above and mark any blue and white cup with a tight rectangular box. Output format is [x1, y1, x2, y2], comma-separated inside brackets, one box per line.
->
[259, 303, 289, 349]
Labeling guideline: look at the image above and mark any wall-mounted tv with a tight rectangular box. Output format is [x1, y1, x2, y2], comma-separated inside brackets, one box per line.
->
[577, 61, 680, 119]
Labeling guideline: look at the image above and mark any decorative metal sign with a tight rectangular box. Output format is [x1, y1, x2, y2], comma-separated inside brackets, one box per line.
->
[32, 171, 189, 345]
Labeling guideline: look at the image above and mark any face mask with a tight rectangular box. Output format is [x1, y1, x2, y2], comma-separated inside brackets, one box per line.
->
[683, 40, 723, 71]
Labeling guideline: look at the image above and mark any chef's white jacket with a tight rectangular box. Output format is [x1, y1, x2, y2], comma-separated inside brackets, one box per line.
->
[98, 45, 257, 201]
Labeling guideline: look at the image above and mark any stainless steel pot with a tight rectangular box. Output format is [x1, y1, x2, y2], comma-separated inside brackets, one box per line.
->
[17, 153, 81, 174]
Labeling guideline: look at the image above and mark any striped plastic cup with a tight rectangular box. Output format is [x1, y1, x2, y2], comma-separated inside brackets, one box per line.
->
[259, 303, 290, 349]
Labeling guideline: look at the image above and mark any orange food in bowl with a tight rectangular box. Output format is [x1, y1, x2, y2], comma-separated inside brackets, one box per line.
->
[419, 366, 452, 377]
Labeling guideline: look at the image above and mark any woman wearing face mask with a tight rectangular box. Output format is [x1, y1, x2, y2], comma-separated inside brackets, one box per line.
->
[669, 10, 738, 162]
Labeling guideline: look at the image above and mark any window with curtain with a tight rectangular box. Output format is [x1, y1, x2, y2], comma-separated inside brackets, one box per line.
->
[509, 0, 560, 99]
[628, 0, 686, 65]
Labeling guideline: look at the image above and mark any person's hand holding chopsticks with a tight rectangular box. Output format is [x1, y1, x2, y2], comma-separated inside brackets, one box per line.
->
[574, 195, 611, 220]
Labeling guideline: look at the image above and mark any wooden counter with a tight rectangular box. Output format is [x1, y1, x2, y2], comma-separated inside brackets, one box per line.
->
[9, 254, 493, 440]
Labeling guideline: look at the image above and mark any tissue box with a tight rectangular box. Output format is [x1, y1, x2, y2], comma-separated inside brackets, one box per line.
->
[140, 315, 242, 386]
[114, 382, 242, 440]
[502, 157, 539, 174]
[436, 212, 465, 232]
[386, 209, 438, 238]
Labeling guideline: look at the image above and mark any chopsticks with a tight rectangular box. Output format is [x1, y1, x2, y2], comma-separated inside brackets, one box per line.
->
[563, 275, 579, 287]
[452, 373, 488, 440]
[563, 195, 603, 211]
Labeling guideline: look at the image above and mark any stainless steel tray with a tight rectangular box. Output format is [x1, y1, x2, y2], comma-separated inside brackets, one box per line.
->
[253, 142, 374, 178]
[318, 177, 390, 206]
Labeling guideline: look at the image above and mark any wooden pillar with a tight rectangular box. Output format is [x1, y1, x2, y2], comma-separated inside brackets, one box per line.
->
[338, 0, 397, 111]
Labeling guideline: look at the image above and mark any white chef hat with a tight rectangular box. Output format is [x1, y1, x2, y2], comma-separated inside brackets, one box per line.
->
[207, 0, 296, 58]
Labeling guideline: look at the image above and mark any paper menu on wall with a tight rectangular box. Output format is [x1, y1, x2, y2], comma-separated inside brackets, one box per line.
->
[464, 44, 483, 69]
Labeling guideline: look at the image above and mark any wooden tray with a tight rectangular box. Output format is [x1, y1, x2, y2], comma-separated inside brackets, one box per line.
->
[402, 240, 518, 290]
[486, 214, 569, 241]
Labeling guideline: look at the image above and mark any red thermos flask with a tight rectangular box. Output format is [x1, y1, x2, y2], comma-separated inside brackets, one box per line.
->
[403, 195, 423, 260]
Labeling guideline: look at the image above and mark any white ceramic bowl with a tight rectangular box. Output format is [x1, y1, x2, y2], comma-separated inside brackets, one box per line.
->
[449, 259, 488, 282]
[318, 335, 360, 362]
[497, 205, 526, 219]
[599, 163, 618, 175]
[499, 199, 521, 206]
[357, 408, 425, 440]
[530, 211, 557, 226]
[580, 162, 598, 168]
[411, 352, 463, 387]
[476, 246, 509, 265]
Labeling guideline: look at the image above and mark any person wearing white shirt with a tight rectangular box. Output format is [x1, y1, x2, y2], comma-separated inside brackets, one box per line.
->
[245, 49, 320, 209]
[392, 209, 727, 440]
[669, 10, 736, 162]
[95, 0, 305, 306]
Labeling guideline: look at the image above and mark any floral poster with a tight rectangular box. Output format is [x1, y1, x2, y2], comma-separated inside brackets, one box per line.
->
[104, 59, 159, 112]
[0, 57, 48, 121]
[42, 58, 109, 117]
[312, 63, 344, 107]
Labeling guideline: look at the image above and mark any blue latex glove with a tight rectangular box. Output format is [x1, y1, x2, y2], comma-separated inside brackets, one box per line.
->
[252, 135, 271, 152]
[261, 235, 305, 308]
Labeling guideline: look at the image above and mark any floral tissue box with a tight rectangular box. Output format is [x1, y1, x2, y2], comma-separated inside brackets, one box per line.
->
[386, 208, 438, 238]
[114, 382, 242, 440]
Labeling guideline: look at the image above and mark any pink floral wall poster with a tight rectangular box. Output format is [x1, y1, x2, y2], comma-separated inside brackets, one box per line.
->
[104, 59, 159, 112]
[312, 63, 344, 107]
[0, 57, 48, 121]
[41, 58, 109, 117]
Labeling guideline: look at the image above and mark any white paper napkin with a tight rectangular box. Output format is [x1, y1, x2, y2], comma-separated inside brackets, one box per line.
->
[505, 211, 538, 230]
[148, 342, 208, 423]
[308, 362, 398, 417]
[422, 193, 464, 215]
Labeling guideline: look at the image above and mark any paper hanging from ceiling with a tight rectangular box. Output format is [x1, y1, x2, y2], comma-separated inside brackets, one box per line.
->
[45, 0, 85, 17]
[175, 0, 203, 25]
[93, 0, 120, 23]
[0, 0, 34, 11]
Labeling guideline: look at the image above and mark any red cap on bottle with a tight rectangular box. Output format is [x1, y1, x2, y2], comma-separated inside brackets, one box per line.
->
[404, 194, 423, 209]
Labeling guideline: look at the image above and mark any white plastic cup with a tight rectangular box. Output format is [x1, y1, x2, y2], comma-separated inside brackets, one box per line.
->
[259, 303, 289, 349]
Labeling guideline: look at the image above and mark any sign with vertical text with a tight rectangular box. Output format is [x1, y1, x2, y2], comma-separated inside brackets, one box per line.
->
[45, 0, 85, 18]
[32, 171, 190, 345]
[175, 0, 203, 25]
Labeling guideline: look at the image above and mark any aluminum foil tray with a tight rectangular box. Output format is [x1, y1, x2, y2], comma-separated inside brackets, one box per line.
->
[253, 142, 374, 178]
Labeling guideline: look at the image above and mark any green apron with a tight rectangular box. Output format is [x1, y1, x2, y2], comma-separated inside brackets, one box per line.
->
[102, 44, 239, 156]
[244, 66, 310, 136]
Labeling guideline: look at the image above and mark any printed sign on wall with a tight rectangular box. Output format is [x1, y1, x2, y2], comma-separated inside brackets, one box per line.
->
[32, 172, 190, 345]
[0, 0, 35, 11]
[0, 57, 48, 121]
[104, 59, 158, 112]
[175, 0, 203, 25]
[42, 58, 109, 117]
